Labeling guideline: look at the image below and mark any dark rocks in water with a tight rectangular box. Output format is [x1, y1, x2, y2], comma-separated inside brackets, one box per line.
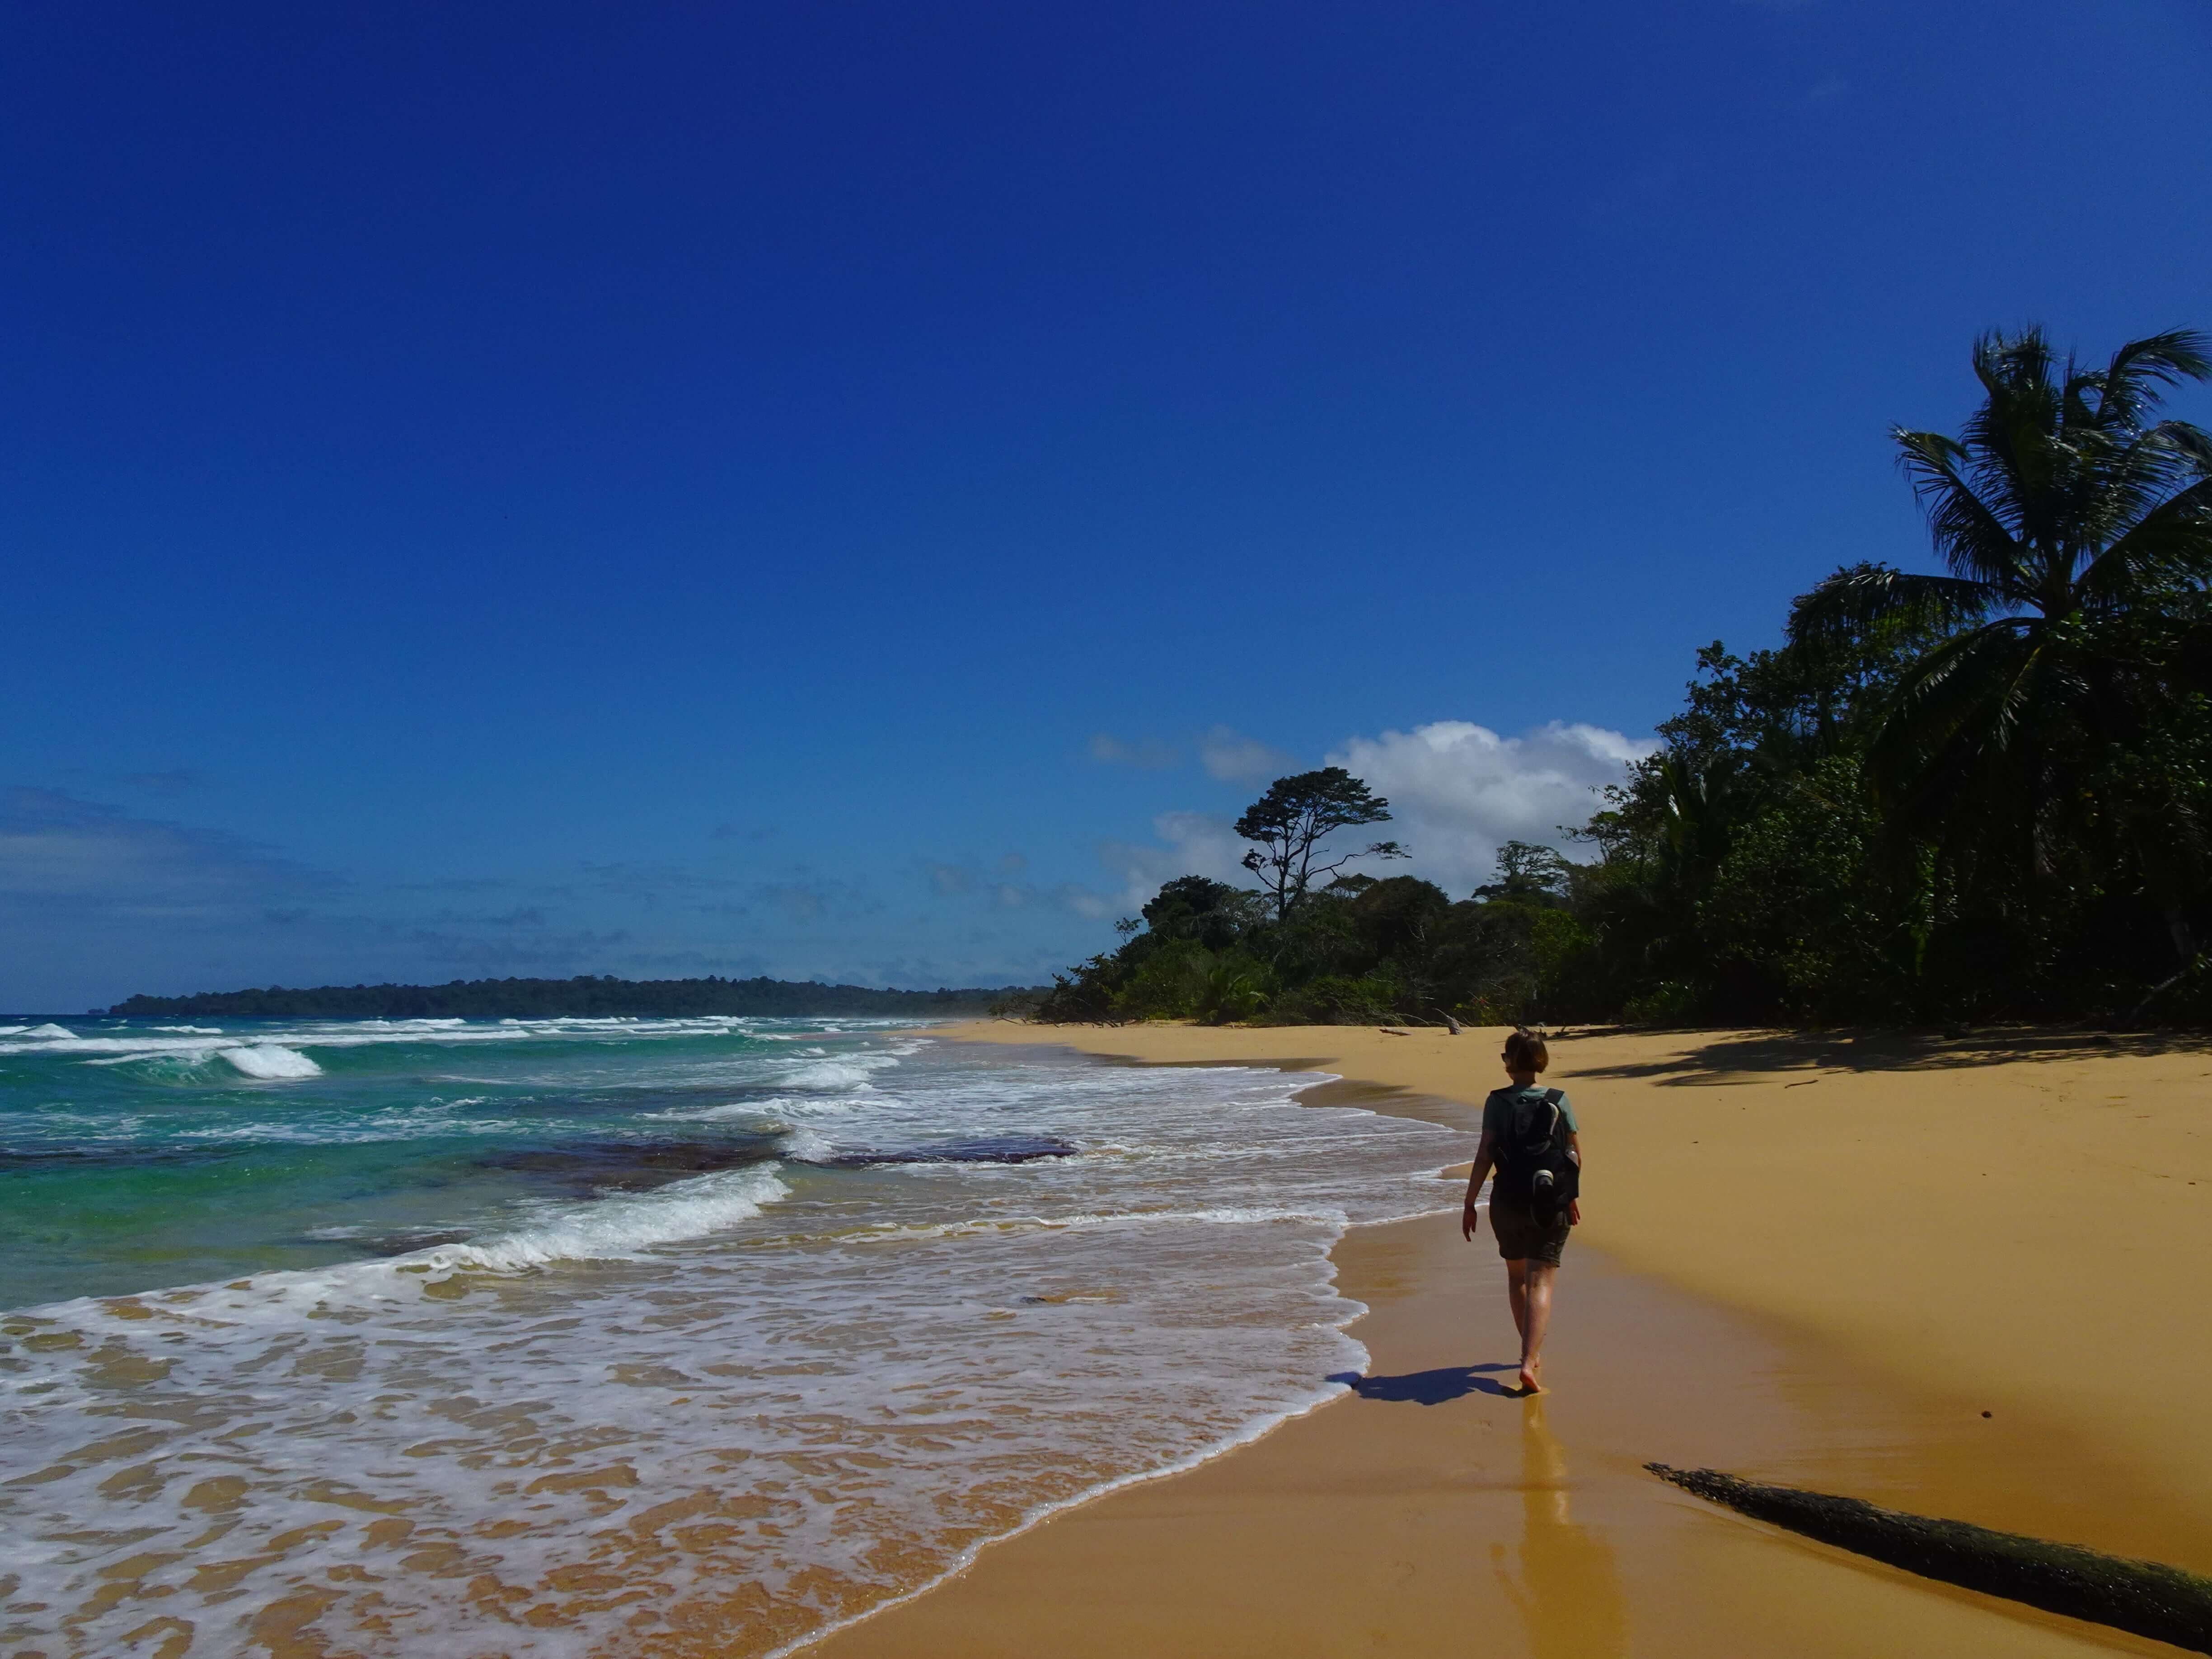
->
[827, 1135, 1078, 1168]
[0, 1142, 239, 1173]
[1648, 1464, 2212, 1653]
[470, 1131, 1075, 1197]
[0, 1146, 105, 1169]
[478, 1137, 782, 1193]
[344, 1228, 478, 1256]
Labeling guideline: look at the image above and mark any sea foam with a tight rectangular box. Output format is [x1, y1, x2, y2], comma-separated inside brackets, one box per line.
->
[0, 1029, 1471, 1659]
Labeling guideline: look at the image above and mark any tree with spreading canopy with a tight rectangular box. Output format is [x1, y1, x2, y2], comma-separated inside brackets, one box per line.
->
[1233, 767, 1405, 920]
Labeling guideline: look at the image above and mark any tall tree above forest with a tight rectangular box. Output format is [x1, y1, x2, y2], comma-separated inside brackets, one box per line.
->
[1474, 841, 1573, 905]
[1234, 768, 1405, 921]
[1791, 326, 2212, 967]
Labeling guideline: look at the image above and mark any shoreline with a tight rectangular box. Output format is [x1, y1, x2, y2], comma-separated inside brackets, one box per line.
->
[802, 1020, 2212, 1658]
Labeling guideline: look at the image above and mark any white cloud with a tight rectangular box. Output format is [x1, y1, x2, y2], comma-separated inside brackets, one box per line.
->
[1059, 886, 1113, 919]
[1088, 732, 1181, 769]
[1097, 811, 1252, 912]
[1327, 721, 1654, 895]
[1197, 725, 1296, 783]
[919, 855, 1115, 921]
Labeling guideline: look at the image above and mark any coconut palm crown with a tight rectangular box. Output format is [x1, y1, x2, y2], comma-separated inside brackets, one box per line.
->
[1791, 327, 2212, 891]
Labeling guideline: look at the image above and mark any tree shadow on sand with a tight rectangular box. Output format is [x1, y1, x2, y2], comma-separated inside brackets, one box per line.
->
[1328, 1364, 1527, 1403]
[1564, 1027, 2212, 1086]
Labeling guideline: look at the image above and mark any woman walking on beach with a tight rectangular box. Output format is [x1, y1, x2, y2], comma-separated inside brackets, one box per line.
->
[1462, 1028, 1581, 1393]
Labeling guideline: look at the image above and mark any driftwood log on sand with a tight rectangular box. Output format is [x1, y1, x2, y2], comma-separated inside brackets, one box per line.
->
[1647, 1464, 2212, 1654]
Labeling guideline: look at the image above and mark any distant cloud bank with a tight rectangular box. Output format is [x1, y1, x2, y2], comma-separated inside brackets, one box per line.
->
[5, 713, 1654, 1007]
[1099, 718, 1654, 909]
[1087, 732, 1180, 769]
[1087, 724, 1293, 781]
[1329, 720, 1655, 894]
[1196, 726, 1295, 783]
[1099, 811, 1253, 914]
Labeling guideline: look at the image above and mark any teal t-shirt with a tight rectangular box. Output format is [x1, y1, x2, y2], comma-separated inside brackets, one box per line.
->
[1481, 1084, 1577, 1142]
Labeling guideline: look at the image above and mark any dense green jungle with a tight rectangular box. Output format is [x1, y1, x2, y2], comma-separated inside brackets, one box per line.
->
[1033, 328, 2212, 1028]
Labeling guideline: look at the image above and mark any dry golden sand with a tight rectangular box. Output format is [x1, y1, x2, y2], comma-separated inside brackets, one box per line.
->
[803, 1021, 2212, 1658]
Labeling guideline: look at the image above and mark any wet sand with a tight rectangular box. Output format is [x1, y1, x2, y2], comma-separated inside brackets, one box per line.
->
[805, 1022, 2212, 1657]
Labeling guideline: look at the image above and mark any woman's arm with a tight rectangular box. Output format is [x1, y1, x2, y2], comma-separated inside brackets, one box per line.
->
[1461, 1129, 1495, 1242]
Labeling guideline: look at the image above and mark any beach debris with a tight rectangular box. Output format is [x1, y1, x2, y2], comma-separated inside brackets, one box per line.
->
[1646, 1465, 2212, 1653]
[1380, 1028, 1411, 1037]
[1432, 1011, 1463, 1034]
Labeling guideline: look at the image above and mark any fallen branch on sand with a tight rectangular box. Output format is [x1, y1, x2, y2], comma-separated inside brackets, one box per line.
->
[1647, 1465, 2212, 1654]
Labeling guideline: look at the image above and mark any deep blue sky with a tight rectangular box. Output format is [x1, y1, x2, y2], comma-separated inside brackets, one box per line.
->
[5, 0, 2209, 1009]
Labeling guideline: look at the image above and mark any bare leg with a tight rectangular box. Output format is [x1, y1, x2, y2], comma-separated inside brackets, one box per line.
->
[1505, 1258, 1531, 1347]
[1518, 1263, 1556, 1393]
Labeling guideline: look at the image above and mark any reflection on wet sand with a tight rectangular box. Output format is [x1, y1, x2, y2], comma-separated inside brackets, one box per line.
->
[1493, 1401, 1627, 1659]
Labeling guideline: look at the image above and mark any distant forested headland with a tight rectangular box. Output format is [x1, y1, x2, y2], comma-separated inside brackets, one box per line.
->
[1035, 328, 2212, 1029]
[108, 975, 1038, 1020]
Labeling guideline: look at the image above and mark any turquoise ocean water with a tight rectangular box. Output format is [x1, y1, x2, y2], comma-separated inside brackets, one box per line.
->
[0, 1015, 1471, 1657]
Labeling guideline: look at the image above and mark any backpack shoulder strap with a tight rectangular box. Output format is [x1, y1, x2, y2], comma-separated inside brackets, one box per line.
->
[1541, 1087, 1562, 1106]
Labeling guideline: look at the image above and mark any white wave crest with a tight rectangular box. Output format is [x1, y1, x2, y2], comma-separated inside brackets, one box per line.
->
[414, 1167, 790, 1274]
[778, 1127, 839, 1163]
[219, 1045, 323, 1079]
[779, 1059, 887, 1092]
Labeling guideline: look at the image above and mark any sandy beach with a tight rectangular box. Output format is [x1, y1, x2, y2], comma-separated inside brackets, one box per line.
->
[810, 1021, 2212, 1657]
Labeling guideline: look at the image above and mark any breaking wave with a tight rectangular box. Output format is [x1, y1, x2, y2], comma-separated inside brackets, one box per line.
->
[219, 1043, 323, 1078]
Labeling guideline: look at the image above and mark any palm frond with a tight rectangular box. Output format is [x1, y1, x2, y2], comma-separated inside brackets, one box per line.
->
[1963, 330, 2067, 551]
[1892, 428, 2029, 593]
[1788, 565, 1994, 645]
[2061, 365, 2107, 436]
[1971, 327, 2057, 404]
[2069, 421, 2212, 564]
[2075, 471, 2212, 609]
[2093, 329, 2212, 428]
[1863, 622, 2038, 822]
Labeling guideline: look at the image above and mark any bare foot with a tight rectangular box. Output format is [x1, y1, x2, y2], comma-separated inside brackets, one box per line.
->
[1518, 1359, 1543, 1395]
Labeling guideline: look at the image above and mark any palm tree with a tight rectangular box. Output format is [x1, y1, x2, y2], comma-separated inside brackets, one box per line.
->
[1791, 328, 2212, 965]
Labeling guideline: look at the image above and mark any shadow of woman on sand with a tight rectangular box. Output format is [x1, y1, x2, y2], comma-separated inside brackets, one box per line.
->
[1326, 1363, 1523, 1403]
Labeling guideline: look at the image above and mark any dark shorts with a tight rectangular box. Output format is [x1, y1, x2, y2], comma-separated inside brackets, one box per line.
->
[1488, 1192, 1570, 1267]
